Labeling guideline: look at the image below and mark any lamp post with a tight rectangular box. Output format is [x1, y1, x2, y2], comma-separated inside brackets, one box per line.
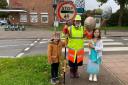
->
[53, 0, 59, 32]
[101, 6, 112, 35]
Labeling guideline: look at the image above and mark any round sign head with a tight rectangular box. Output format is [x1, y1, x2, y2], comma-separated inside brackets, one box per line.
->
[57, 1, 77, 22]
[102, 6, 112, 20]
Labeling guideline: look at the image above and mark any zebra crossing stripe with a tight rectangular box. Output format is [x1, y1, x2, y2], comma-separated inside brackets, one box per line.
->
[40, 38, 114, 44]
[62, 47, 128, 52]
[84, 42, 123, 46]
[0, 56, 14, 58]
[103, 47, 128, 51]
[123, 39, 128, 40]
[103, 42, 123, 45]
[85, 39, 114, 42]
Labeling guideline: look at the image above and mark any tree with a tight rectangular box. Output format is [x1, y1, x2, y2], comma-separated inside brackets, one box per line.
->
[115, 0, 128, 26]
[97, 0, 128, 26]
[93, 8, 103, 15]
[0, 0, 8, 18]
[0, 0, 8, 9]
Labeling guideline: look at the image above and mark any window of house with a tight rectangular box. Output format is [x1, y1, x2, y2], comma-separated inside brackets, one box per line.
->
[20, 14, 27, 22]
[30, 12, 38, 23]
[41, 13, 48, 23]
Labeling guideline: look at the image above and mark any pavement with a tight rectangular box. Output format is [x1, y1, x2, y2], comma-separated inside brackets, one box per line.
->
[64, 54, 128, 85]
[0, 26, 128, 85]
[103, 55, 128, 85]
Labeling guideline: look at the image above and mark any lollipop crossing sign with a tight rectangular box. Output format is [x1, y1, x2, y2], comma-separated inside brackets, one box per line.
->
[57, 1, 77, 21]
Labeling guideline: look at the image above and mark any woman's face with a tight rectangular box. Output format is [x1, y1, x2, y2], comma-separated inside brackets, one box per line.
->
[74, 20, 81, 27]
[94, 29, 100, 38]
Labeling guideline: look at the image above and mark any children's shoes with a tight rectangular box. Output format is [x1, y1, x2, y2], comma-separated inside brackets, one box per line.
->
[93, 74, 97, 82]
[89, 74, 93, 81]
[51, 78, 56, 85]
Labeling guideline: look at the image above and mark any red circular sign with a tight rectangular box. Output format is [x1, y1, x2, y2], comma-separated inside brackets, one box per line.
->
[57, 1, 77, 22]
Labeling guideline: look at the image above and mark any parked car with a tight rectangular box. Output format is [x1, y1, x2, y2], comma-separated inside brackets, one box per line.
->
[0, 20, 7, 26]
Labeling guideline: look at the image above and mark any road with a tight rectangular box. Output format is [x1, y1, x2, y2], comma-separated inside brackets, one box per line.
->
[0, 36, 128, 58]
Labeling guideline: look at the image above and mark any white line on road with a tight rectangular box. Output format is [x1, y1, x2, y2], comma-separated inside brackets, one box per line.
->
[123, 39, 128, 40]
[85, 39, 114, 42]
[102, 39, 114, 42]
[24, 47, 30, 51]
[40, 41, 49, 44]
[62, 47, 128, 52]
[37, 39, 40, 41]
[84, 42, 124, 46]
[0, 44, 29, 48]
[16, 53, 24, 58]
[42, 39, 50, 41]
[30, 43, 34, 46]
[103, 42, 124, 45]
[34, 41, 38, 43]
[102, 37, 107, 39]
[0, 56, 14, 58]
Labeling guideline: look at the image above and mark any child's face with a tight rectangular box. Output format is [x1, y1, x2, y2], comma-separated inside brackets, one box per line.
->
[94, 29, 100, 38]
[53, 39, 59, 43]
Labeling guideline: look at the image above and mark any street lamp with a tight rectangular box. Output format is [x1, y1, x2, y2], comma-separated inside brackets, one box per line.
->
[53, 0, 59, 31]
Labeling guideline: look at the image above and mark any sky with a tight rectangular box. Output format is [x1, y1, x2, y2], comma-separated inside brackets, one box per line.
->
[6, 0, 120, 13]
[84, 0, 120, 13]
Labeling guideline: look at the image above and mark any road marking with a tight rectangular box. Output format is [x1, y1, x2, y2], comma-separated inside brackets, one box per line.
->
[34, 41, 38, 43]
[37, 39, 40, 41]
[85, 39, 114, 42]
[30, 43, 34, 46]
[84, 42, 123, 46]
[24, 47, 30, 51]
[103, 42, 123, 45]
[123, 39, 128, 40]
[102, 39, 114, 42]
[62, 47, 128, 52]
[16, 53, 24, 58]
[42, 39, 50, 41]
[40, 41, 49, 44]
[102, 37, 107, 39]
[0, 56, 14, 58]
[103, 47, 128, 51]
[0, 44, 29, 48]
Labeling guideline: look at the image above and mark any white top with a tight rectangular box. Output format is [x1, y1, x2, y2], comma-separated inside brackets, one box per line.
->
[89, 39, 103, 57]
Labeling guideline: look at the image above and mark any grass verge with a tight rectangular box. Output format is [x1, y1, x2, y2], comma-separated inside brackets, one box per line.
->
[0, 55, 51, 85]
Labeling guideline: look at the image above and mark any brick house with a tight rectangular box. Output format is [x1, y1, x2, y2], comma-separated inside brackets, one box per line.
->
[8, 0, 54, 26]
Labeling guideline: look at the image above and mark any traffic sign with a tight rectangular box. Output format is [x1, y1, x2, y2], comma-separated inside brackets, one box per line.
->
[57, 1, 77, 22]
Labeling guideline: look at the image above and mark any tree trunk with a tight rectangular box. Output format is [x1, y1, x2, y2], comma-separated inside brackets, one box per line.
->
[118, 4, 124, 26]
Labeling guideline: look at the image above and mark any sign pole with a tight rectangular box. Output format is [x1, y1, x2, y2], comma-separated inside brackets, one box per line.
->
[56, 1, 77, 85]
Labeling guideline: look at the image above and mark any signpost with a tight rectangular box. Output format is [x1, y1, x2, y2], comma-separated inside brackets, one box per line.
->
[57, 1, 77, 22]
[57, 1, 76, 85]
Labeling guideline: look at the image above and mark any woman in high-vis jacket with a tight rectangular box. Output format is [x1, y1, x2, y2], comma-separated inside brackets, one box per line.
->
[63, 15, 96, 78]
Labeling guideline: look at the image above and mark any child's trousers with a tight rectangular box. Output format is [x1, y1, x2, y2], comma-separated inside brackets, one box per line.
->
[51, 63, 59, 79]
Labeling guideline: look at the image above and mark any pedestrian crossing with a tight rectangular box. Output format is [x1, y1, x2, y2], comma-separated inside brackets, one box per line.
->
[39, 37, 128, 53]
